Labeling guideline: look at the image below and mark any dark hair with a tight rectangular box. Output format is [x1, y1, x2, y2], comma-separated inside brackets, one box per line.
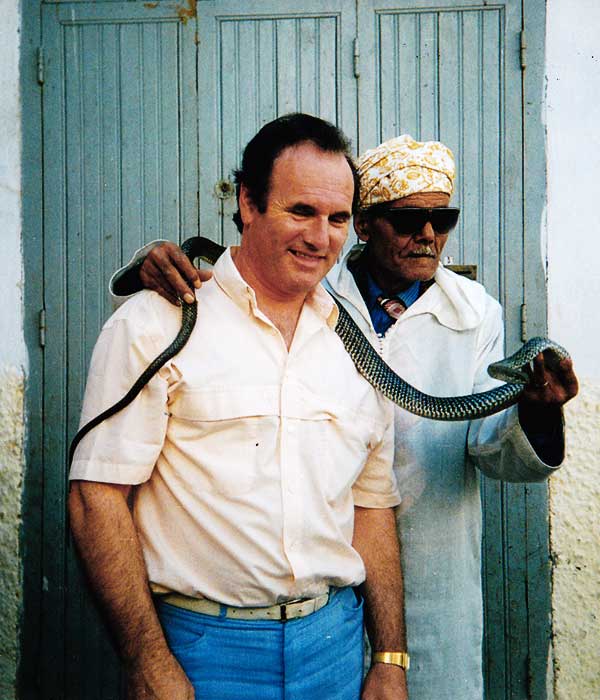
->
[232, 112, 359, 232]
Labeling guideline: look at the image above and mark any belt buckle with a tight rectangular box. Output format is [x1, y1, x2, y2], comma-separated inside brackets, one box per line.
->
[279, 597, 304, 622]
[280, 603, 288, 622]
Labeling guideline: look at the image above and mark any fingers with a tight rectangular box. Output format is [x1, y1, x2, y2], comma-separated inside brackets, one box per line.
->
[140, 259, 181, 306]
[530, 352, 547, 387]
[522, 352, 579, 406]
[537, 352, 579, 401]
[140, 243, 201, 304]
[166, 246, 202, 289]
[197, 268, 213, 283]
[554, 356, 579, 400]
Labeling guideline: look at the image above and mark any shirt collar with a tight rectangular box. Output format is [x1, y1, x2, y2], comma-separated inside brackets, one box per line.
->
[364, 266, 421, 309]
[212, 246, 339, 329]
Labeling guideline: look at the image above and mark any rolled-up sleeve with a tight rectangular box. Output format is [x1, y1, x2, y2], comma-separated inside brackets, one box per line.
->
[352, 409, 401, 508]
[69, 292, 174, 485]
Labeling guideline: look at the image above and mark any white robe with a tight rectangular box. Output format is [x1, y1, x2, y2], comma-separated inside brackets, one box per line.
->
[325, 246, 562, 700]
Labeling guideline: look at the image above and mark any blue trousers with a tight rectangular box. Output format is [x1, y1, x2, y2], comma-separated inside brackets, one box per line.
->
[156, 587, 364, 700]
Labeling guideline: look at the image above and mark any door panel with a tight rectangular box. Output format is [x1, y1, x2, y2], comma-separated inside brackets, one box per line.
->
[196, 0, 357, 245]
[40, 3, 198, 697]
[357, 3, 545, 698]
[358, 1, 523, 313]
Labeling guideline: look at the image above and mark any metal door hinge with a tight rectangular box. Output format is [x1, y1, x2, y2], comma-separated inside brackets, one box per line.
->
[520, 302, 527, 342]
[445, 263, 477, 281]
[519, 30, 527, 71]
[353, 37, 360, 79]
[39, 309, 46, 348]
[37, 47, 44, 85]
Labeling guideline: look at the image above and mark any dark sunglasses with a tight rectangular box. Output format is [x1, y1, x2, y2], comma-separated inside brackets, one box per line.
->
[373, 206, 460, 236]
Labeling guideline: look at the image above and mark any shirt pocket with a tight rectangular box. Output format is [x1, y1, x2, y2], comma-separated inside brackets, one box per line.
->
[167, 385, 278, 497]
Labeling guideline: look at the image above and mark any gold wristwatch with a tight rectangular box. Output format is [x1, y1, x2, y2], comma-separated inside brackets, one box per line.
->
[372, 651, 410, 670]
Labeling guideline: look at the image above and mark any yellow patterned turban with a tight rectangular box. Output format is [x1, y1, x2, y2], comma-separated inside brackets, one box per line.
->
[356, 135, 455, 209]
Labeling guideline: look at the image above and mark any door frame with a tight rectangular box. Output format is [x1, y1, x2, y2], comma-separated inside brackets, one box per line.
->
[20, 2, 45, 697]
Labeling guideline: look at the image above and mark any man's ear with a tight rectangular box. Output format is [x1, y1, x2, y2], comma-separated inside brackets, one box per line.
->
[238, 184, 257, 227]
[354, 212, 370, 243]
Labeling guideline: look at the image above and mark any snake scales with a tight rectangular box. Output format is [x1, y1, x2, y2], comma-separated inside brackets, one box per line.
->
[69, 236, 570, 465]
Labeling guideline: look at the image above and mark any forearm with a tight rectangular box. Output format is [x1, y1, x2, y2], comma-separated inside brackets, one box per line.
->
[353, 507, 406, 651]
[68, 480, 168, 663]
[353, 506, 406, 649]
[354, 506, 408, 699]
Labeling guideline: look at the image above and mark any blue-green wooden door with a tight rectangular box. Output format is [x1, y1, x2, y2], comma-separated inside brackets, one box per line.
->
[354, 3, 549, 698]
[29, 1, 548, 698]
[38, 3, 199, 698]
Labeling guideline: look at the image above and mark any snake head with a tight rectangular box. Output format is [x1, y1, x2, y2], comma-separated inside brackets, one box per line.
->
[487, 361, 530, 384]
[486, 337, 570, 385]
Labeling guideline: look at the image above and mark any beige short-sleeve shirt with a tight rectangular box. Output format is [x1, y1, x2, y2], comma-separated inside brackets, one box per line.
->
[70, 248, 400, 606]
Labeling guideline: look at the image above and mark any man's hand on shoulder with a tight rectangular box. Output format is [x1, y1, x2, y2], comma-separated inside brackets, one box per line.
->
[362, 663, 408, 700]
[140, 241, 211, 306]
[126, 644, 194, 699]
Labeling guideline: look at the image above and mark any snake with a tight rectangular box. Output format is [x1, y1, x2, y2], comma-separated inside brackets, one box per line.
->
[68, 236, 570, 465]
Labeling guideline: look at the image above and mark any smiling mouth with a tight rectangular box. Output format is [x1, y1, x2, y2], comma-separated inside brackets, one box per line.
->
[290, 250, 324, 262]
[407, 245, 436, 258]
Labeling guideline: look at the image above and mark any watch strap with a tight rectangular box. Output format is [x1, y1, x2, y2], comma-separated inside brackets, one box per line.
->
[372, 651, 410, 670]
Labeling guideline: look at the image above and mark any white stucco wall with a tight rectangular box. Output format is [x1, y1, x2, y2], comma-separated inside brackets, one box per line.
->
[0, 1, 25, 370]
[546, 1, 600, 698]
[547, 0, 600, 378]
[0, 1, 24, 698]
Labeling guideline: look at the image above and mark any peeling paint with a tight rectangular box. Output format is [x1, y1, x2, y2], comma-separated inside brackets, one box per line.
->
[0, 366, 25, 700]
[175, 0, 197, 25]
[550, 379, 600, 699]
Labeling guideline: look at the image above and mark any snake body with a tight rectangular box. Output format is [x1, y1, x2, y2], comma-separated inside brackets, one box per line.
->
[69, 236, 570, 463]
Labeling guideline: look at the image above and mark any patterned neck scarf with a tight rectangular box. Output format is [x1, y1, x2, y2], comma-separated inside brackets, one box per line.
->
[348, 250, 422, 336]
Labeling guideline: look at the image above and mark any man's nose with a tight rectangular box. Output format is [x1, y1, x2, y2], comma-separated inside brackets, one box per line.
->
[305, 217, 330, 248]
[415, 220, 436, 244]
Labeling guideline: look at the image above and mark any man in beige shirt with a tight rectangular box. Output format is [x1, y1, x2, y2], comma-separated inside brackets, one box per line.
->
[69, 114, 408, 700]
